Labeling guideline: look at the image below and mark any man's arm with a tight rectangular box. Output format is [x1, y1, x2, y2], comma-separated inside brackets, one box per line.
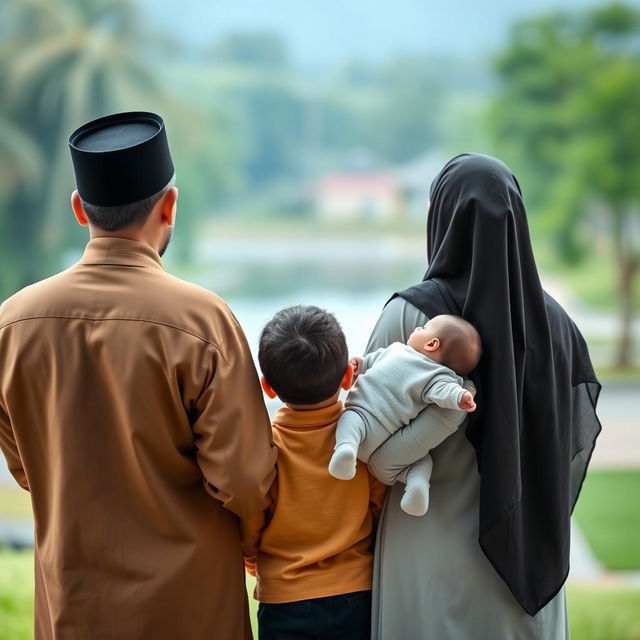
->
[367, 405, 465, 486]
[191, 307, 277, 520]
[0, 402, 29, 491]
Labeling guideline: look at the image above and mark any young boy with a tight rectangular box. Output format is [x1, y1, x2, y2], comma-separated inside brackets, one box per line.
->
[243, 305, 386, 640]
[329, 314, 481, 517]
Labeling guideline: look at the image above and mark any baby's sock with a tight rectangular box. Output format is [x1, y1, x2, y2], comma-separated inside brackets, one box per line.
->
[400, 479, 430, 517]
[328, 443, 357, 480]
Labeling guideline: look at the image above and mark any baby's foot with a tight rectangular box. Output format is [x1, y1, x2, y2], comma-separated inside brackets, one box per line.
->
[400, 481, 430, 516]
[328, 443, 357, 480]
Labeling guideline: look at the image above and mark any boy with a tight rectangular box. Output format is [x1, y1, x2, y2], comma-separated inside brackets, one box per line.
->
[329, 314, 481, 516]
[243, 305, 386, 640]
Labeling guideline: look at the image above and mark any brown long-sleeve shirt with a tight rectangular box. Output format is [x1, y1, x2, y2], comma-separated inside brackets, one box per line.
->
[0, 237, 276, 640]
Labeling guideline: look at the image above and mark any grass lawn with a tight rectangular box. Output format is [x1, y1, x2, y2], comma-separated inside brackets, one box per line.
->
[2, 550, 640, 639]
[0, 550, 33, 640]
[573, 470, 640, 571]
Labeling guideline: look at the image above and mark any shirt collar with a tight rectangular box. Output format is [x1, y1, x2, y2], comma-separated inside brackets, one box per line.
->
[274, 400, 344, 430]
[79, 237, 164, 270]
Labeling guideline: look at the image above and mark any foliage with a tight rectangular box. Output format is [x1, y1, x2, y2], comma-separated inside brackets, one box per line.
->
[490, 2, 640, 366]
[0, 0, 235, 297]
[573, 470, 640, 571]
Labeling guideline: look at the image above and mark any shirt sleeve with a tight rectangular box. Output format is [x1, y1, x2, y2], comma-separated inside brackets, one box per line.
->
[368, 473, 388, 525]
[0, 401, 29, 491]
[240, 473, 279, 563]
[191, 306, 277, 520]
[362, 347, 386, 372]
[423, 376, 467, 409]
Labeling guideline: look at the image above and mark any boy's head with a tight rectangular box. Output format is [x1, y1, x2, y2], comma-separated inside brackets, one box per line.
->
[258, 305, 351, 405]
[407, 314, 482, 375]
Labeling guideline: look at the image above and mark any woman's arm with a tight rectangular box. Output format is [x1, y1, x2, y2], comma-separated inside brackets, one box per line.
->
[368, 406, 465, 484]
[364, 296, 466, 485]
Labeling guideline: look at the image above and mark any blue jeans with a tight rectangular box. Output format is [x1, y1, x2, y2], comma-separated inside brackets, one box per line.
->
[258, 590, 372, 640]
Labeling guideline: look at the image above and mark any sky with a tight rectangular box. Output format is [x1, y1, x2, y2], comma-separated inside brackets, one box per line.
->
[137, 0, 640, 67]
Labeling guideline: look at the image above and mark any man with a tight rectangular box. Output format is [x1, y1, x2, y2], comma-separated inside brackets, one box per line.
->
[0, 111, 276, 639]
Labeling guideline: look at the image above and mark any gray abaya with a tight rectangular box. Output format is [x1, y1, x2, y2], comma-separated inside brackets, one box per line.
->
[368, 296, 568, 640]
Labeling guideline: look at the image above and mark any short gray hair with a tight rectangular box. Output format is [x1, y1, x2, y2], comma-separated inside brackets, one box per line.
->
[81, 174, 176, 232]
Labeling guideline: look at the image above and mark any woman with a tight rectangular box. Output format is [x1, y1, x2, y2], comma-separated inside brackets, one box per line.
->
[367, 154, 601, 639]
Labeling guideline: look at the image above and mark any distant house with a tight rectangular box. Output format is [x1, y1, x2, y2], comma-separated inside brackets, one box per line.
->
[314, 173, 401, 222]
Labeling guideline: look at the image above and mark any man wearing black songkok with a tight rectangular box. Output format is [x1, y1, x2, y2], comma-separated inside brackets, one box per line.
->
[366, 153, 601, 639]
[0, 112, 276, 639]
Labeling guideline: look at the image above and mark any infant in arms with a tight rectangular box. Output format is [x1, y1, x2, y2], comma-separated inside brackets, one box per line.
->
[329, 314, 482, 516]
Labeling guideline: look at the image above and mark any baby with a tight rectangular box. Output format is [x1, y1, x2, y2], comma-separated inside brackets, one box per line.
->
[328, 314, 482, 516]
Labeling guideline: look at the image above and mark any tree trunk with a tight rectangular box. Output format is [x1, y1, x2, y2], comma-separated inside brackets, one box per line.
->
[615, 254, 638, 368]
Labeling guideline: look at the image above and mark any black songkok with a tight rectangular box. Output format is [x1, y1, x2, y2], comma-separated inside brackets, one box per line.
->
[69, 111, 174, 207]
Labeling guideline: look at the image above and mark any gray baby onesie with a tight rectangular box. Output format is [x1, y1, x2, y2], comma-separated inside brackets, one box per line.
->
[335, 342, 467, 462]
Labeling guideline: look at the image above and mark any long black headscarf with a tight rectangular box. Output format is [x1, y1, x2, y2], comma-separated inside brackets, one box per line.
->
[395, 153, 601, 615]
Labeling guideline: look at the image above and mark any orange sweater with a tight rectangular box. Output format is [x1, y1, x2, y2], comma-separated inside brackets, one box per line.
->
[243, 401, 387, 603]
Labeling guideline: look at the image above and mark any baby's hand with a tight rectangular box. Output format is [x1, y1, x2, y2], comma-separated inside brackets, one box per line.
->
[459, 390, 477, 412]
[350, 356, 365, 377]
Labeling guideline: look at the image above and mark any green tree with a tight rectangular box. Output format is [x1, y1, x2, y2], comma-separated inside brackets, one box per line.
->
[0, 0, 170, 297]
[491, 2, 640, 367]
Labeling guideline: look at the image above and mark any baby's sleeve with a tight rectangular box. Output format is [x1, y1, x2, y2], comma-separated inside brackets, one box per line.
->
[423, 373, 467, 410]
[362, 347, 387, 372]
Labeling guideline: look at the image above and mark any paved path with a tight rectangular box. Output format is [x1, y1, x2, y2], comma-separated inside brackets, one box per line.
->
[589, 382, 640, 469]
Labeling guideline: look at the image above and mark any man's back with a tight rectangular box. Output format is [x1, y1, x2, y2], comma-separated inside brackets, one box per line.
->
[0, 237, 275, 640]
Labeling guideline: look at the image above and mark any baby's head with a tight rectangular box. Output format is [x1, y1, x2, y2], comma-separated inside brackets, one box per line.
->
[258, 305, 352, 406]
[407, 314, 482, 375]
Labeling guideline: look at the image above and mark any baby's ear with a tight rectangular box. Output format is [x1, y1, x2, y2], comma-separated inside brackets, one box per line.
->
[424, 337, 440, 352]
[341, 363, 354, 391]
[260, 376, 278, 399]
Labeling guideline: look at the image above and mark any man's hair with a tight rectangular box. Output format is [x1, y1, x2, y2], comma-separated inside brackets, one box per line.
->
[436, 315, 482, 375]
[81, 175, 176, 231]
[258, 305, 348, 405]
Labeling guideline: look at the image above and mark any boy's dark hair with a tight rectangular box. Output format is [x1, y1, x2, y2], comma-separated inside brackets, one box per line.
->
[259, 305, 348, 405]
[81, 175, 175, 231]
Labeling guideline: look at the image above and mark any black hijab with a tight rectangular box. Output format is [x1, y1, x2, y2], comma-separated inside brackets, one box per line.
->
[395, 153, 601, 615]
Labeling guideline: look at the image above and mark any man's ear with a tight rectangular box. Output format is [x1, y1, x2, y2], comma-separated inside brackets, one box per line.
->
[159, 187, 178, 225]
[341, 362, 354, 391]
[71, 191, 89, 227]
[424, 337, 440, 352]
[260, 376, 278, 399]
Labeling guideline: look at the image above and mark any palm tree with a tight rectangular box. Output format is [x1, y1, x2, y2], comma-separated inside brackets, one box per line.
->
[0, 0, 169, 294]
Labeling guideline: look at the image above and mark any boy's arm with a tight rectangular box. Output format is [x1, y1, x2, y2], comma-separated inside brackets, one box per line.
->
[367, 405, 466, 485]
[368, 474, 388, 526]
[362, 347, 387, 371]
[0, 402, 28, 491]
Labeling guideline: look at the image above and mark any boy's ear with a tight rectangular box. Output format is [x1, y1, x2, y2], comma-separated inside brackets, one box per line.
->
[424, 337, 440, 352]
[260, 376, 278, 399]
[341, 362, 354, 391]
